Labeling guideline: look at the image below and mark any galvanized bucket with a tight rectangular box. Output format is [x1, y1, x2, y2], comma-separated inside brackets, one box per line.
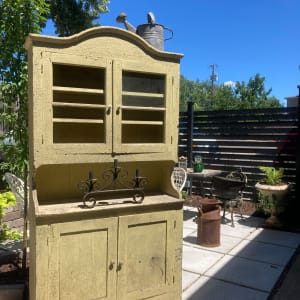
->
[136, 23, 173, 51]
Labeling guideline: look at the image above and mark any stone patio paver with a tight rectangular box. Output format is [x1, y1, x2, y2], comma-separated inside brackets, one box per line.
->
[183, 229, 243, 254]
[246, 227, 300, 248]
[229, 239, 295, 266]
[182, 245, 223, 274]
[182, 206, 300, 299]
[204, 254, 283, 292]
[182, 275, 269, 300]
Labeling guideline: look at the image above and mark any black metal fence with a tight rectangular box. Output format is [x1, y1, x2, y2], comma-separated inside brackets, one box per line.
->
[178, 106, 299, 201]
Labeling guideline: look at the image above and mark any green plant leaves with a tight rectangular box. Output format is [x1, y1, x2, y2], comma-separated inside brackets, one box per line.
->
[0, 191, 21, 241]
[259, 166, 284, 185]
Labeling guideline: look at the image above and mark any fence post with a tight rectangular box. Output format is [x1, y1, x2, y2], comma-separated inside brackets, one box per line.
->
[187, 99, 194, 168]
[296, 85, 300, 216]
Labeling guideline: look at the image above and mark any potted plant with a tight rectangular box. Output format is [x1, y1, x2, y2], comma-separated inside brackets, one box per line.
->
[255, 166, 289, 227]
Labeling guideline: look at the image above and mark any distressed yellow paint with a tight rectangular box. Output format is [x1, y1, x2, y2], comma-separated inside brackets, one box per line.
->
[27, 26, 183, 300]
[26, 26, 183, 169]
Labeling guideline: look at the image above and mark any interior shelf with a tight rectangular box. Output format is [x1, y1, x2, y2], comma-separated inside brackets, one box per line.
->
[122, 106, 165, 111]
[53, 102, 106, 109]
[53, 86, 104, 95]
[53, 118, 104, 124]
[121, 120, 164, 125]
[122, 91, 164, 98]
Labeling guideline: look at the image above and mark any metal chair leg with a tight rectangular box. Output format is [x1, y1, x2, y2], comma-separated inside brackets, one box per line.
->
[229, 205, 234, 227]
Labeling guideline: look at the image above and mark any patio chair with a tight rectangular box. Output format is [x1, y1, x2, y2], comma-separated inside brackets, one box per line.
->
[210, 169, 247, 227]
[4, 172, 29, 269]
[171, 167, 187, 193]
[4, 172, 26, 206]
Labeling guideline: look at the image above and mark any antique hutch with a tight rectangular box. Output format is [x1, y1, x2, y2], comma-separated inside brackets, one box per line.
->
[25, 26, 183, 300]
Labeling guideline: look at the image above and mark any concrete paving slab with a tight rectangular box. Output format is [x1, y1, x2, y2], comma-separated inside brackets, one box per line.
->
[221, 224, 256, 239]
[183, 207, 198, 220]
[272, 249, 300, 300]
[229, 239, 296, 266]
[204, 255, 283, 292]
[183, 206, 198, 213]
[183, 228, 197, 238]
[183, 229, 243, 254]
[220, 215, 244, 227]
[246, 228, 300, 248]
[182, 276, 269, 300]
[222, 214, 264, 230]
[182, 270, 200, 292]
[182, 217, 198, 230]
[232, 214, 265, 228]
[182, 209, 299, 299]
[182, 245, 223, 274]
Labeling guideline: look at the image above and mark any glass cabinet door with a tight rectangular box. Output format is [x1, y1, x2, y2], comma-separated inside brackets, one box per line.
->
[42, 53, 113, 154]
[113, 60, 172, 154]
[37, 53, 175, 159]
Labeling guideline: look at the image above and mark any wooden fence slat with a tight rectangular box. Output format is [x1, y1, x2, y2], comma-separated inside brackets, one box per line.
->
[178, 107, 298, 201]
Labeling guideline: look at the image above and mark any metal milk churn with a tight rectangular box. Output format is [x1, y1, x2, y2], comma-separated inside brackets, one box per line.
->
[116, 12, 173, 51]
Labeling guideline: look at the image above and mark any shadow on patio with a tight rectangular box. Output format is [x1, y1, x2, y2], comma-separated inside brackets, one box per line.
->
[182, 206, 300, 300]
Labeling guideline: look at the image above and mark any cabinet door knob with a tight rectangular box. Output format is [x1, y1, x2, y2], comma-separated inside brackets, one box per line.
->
[117, 262, 123, 271]
[116, 106, 121, 115]
[109, 261, 115, 270]
[106, 105, 112, 114]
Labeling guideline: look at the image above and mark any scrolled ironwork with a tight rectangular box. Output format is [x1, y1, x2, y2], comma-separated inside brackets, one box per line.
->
[78, 159, 147, 208]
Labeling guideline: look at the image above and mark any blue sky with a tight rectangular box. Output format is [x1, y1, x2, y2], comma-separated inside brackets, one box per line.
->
[43, 0, 300, 105]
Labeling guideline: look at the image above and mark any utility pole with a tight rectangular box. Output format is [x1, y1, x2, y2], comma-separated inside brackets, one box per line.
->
[210, 64, 218, 108]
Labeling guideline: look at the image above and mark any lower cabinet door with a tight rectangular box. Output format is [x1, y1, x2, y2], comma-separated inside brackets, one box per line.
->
[117, 211, 180, 300]
[47, 217, 118, 300]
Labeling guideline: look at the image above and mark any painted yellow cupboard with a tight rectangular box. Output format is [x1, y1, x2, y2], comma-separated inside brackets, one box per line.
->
[26, 26, 183, 300]
[33, 208, 182, 300]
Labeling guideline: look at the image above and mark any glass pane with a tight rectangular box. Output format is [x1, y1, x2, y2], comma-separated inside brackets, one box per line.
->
[122, 71, 165, 94]
[122, 110, 164, 122]
[122, 95, 164, 107]
[122, 124, 164, 143]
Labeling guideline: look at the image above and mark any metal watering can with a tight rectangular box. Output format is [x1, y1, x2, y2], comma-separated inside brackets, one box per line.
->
[116, 12, 173, 51]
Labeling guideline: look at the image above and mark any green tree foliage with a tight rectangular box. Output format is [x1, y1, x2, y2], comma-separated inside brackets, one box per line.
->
[180, 73, 282, 111]
[213, 84, 240, 110]
[48, 0, 110, 36]
[234, 74, 281, 109]
[0, 191, 22, 241]
[0, 0, 109, 266]
[0, 0, 49, 177]
[0, 0, 49, 268]
[180, 75, 211, 111]
[0, 0, 110, 175]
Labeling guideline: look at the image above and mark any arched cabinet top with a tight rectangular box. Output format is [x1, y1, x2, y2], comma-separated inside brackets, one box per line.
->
[25, 26, 184, 61]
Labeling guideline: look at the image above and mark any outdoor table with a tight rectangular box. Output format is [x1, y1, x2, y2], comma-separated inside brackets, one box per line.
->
[186, 168, 222, 195]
